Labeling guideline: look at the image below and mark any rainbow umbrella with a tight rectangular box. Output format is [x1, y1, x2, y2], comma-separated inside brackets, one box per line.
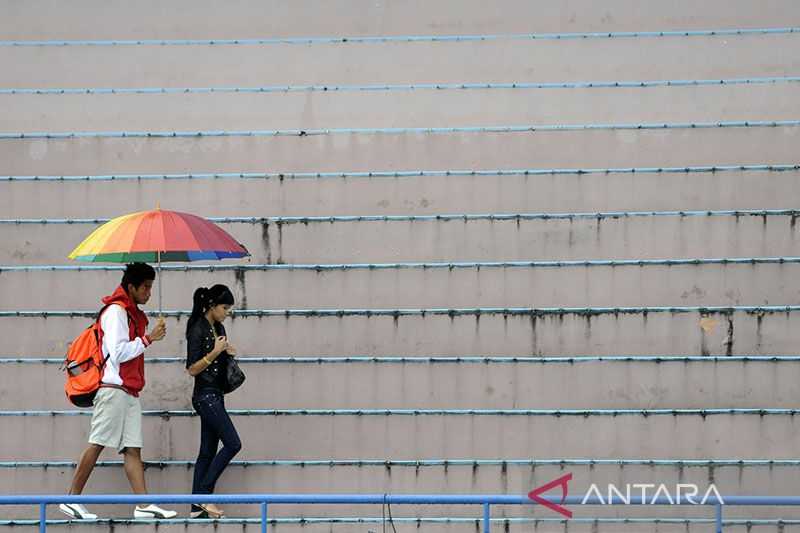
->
[68, 208, 250, 312]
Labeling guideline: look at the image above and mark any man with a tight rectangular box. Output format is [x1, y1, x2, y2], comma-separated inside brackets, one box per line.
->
[60, 263, 177, 520]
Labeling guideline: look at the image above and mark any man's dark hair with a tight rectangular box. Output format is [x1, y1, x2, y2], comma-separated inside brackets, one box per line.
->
[121, 263, 156, 290]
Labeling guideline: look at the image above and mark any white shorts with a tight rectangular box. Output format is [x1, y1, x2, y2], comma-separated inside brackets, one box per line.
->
[88, 387, 143, 453]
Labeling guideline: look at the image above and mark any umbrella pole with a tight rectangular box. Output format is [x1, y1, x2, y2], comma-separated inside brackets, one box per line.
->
[157, 250, 162, 317]
[156, 202, 163, 318]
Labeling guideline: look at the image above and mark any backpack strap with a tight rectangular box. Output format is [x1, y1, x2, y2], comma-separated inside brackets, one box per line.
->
[95, 303, 135, 371]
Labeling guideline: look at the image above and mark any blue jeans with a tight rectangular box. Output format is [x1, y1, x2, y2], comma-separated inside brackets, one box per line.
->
[191, 391, 242, 495]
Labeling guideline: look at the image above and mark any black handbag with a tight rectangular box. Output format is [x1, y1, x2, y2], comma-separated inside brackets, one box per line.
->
[223, 356, 246, 393]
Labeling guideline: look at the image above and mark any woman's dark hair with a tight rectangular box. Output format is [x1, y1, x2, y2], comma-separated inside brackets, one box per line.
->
[121, 263, 156, 290]
[186, 284, 235, 335]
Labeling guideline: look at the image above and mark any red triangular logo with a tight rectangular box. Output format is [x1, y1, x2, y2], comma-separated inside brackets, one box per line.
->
[527, 473, 573, 518]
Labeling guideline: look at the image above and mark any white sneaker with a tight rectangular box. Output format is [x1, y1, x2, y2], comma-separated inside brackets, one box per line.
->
[59, 503, 98, 520]
[134, 504, 178, 519]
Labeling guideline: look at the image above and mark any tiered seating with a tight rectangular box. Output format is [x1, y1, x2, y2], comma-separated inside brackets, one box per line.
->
[1, 0, 800, 530]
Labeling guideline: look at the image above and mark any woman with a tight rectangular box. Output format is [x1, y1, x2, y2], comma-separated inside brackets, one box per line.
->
[185, 284, 242, 519]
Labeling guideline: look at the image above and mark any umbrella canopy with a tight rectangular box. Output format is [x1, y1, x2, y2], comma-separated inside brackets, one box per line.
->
[68, 209, 249, 262]
[68, 208, 250, 314]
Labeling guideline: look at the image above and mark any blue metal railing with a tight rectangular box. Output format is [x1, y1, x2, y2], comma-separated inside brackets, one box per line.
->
[2, 408, 799, 417]
[3, 76, 800, 95]
[8, 208, 800, 224]
[1, 163, 797, 181]
[2, 208, 799, 225]
[2, 119, 799, 139]
[4, 458, 800, 468]
[1, 27, 797, 46]
[3, 355, 799, 364]
[2, 305, 798, 319]
[2, 493, 799, 533]
[5, 517, 799, 528]
[3, 257, 800, 272]
[10, 517, 800, 528]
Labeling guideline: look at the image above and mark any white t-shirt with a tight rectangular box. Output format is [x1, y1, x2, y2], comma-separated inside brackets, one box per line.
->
[99, 304, 149, 386]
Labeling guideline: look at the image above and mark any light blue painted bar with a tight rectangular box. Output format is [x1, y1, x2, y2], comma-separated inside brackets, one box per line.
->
[4, 355, 800, 364]
[5, 518, 799, 526]
[2, 305, 798, 318]
[2, 120, 800, 139]
[4, 518, 800, 526]
[2, 163, 798, 181]
[3, 257, 800, 272]
[3, 77, 800, 95]
[0, 493, 525, 506]
[1, 408, 797, 416]
[5, 458, 800, 468]
[1, 492, 799, 506]
[1, 27, 797, 47]
[2, 209, 799, 225]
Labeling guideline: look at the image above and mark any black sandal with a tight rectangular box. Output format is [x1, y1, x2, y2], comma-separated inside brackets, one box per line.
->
[189, 505, 209, 519]
[195, 504, 225, 519]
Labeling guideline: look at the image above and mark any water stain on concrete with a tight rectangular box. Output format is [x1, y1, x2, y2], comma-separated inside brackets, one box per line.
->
[234, 268, 248, 311]
[260, 222, 272, 264]
[724, 316, 735, 356]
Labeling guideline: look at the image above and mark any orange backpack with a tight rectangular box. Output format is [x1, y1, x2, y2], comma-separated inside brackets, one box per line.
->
[62, 304, 129, 407]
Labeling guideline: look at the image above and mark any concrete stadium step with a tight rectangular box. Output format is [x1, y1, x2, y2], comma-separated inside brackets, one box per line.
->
[2, 261, 799, 311]
[2, 356, 800, 411]
[2, 167, 800, 219]
[3, 33, 800, 88]
[2, 125, 797, 176]
[5, 460, 800, 504]
[2, 210, 799, 265]
[4, 0, 799, 40]
[5, 83, 800, 132]
[2, 461, 800, 519]
[1, 308, 797, 357]
[2, 409, 800, 461]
